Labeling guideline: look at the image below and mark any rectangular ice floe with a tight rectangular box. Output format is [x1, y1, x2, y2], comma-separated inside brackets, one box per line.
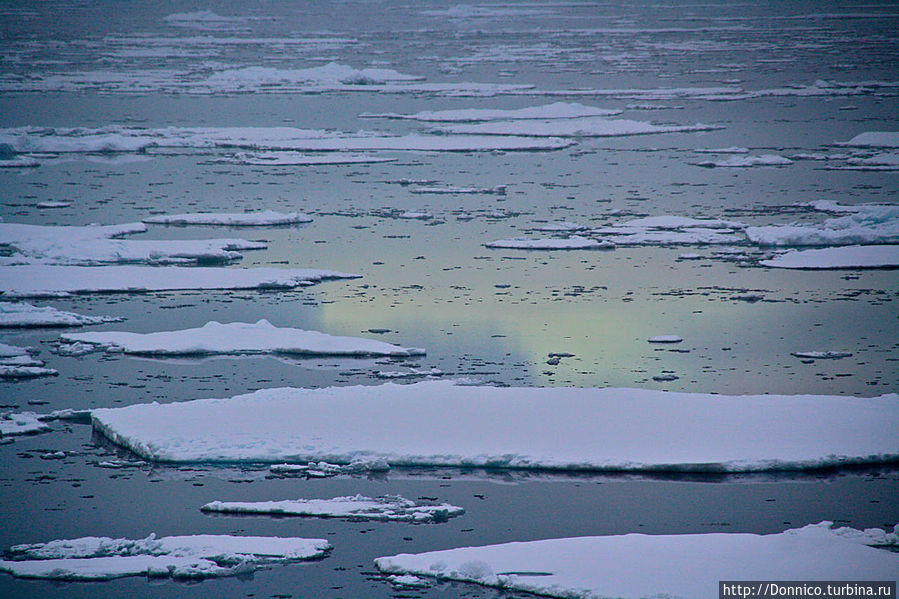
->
[143, 210, 312, 226]
[61, 319, 424, 357]
[0, 302, 120, 327]
[201, 494, 463, 523]
[374, 522, 899, 599]
[91, 380, 898, 471]
[0, 533, 330, 581]
[760, 245, 899, 269]
[0, 266, 359, 298]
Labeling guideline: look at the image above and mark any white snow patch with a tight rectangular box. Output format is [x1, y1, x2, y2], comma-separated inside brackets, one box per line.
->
[485, 236, 613, 250]
[0, 302, 121, 328]
[695, 146, 750, 154]
[143, 211, 312, 227]
[374, 522, 899, 599]
[61, 319, 424, 358]
[0, 533, 330, 581]
[441, 117, 721, 137]
[0, 266, 359, 298]
[746, 203, 899, 246]
[201, 494, 464, 523]
[90, 380, 899, 471]
[376, 368, 443, 379]
[0, 412, 50, 436]
[760, 245, 899, 269]
[696, 154, 793, 167]
[648, 335, 683, 344]
[361, 102, 621, 122]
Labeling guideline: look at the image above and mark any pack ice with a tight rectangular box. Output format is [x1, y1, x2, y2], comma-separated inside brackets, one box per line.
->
[90, 380, 898, 472]
[374, 522, 899, 599]
[61, 319, 424, 357]
[0, 533, 330, 581]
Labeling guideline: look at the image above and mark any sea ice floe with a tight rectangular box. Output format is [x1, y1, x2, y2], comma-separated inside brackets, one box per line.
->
[360, 102, 621, 122]
[90, 380, 899, 471]
[485, 236, 614, 250]
[760, 245, 899, 269]
[746, 202, 899, 246]
[143, 210, 312, 226]
[593, 216, 746, 246]
[60, 319, 425, 358]
[648, 335, 683, 344]
[696, 154, 793, 167]
[410, 185, 506, 194]
[374, 522, 899, 599]
[270, 459, 390, 478]
[440, 117, 721, 137]
[376, 368, 443, 379]
[0, 156, 39, 168]
[0, 342, 57, 379]
[201, 494, 464, 523]
[0, 302, 121, 328]
[0, 266, 359, 298]
[791, 351, 853, 360]
[219, 151, 397, 166]
[0, 533, 330, 581]
[0, 412, 49, 436]
[695, 146, 750, 153]
[0, 221, 265, 266]
[837, 131, 899, 148]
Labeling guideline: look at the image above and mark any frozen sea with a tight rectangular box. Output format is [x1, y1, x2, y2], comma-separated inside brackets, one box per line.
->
[1, 1, 897, 597]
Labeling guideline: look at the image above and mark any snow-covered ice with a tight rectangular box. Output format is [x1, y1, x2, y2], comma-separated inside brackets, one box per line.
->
[696, 154, 793, 167]
[837, 131, 899, 147]
[60, 319, 424, 357]
[144, 210, 312, 226]
[440, 117, 721, 137]
[201, 494, 464, 523]
[0, 302, 121, 328]
[792, 351, 853, 359]
[409, 185, 505, 195]
[374, 522, 899, 599]
[361, 102, 621, 122]
[695, 146, 750, 154]
[485, 236, 613, 250]
[594, 216, 746, 246]
[0, 533, 330, 581]
[0, 265, 359, 298]
[648, 335, 683, 344]
[0, 412, 50, 436]
[760, 245, 899, 269]
[0, 342, 57, 378]
[91, 380, 899, 471]
[745, 203, 899, 247]
[220, 151, 396, 166]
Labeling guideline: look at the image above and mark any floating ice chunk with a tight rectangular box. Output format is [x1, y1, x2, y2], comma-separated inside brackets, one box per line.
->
[388, 574, 428, 586]
[201, 63, 424, 91]
[441, 117, 721, 137]
[398, 211, 433, 220]
[91, 380, 899, 471]
[0, 156, 39, 168]
[648, 335, 683, 343]
[36, 201, 71, 208]
[374, 523, 899, 599]
[410, 185, 505, 194]
[485, 236, 613, 250]
[376, 368, 443, 379]
[201, 494, 464, 523]
[695, 146, 750, 154]
[270, 458, 390, 477]
[837, 132, 899, 147]
[221, 151, 396, 166]
[839, 152, 899, 170]
[0, 533, 330, 581]
[615, 216, 745, 230]
[0, 266, 359, 298]
[746, 204, 899, 246]
[594, 216, 745, 245]
[144, 210, 312, 227]
[0, 412, 50, 436]
[791, 351, 853, 359]
[696, 154, 793, 167]
[60, 319, 424, 358]
[760, 245, 899, 269]
[533, 221, 586, 232]
[361, 102, 621, 122]
[0, 302, 121, 328]
[0, 342, 57, 378]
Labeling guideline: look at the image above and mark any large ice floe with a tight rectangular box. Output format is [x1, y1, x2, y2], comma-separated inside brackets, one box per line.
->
[60, 319, 424, 357]
[0, 126, 571, 155]
[0, 266, 358, 298]
[0, 342, 57, 378]
[439, 117, 720, 137]
[0, 301, 120, 328]
[760, 245, 899, 269]
[360, 102, 621, 122]
[201, 495, 464, 523]
[374, 522, 899, 599]
[90, 380, 898, 471]
[0, 533, 330, 581]
[143, 210, 312, 226]
[0, 221, 265, 266]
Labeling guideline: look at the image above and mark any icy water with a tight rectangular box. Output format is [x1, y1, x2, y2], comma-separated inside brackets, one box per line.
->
[1, 0, 898, 597]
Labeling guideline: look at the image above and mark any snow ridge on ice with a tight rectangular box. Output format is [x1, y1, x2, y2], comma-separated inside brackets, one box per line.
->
[61, 319, 425, 358]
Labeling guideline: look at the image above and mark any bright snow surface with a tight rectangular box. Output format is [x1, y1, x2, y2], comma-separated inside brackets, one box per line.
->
[61, 319, 424, 357]
[0, 266, 359, 297]
[760, 245, 899, 269]
[91, 380, 898, 471]
[201, 494, 464, 523]
[0, 302, 120, 327]
[0, 534, 330, 580]
[374, 522, 899, 599]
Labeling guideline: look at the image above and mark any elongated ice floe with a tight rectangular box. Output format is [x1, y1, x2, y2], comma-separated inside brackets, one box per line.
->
[0, 533, 330, 581]
[61, 319, 424, 358]
[485, 236, 613, 250]
[374, 522, 899, 599]
[0, 266, 359, 298]
[0, 342, 57, 379]
[0, 302, 120, 328]
[201, 494, 463, 523]
[760, 245, 899, 269]
[361, 102, 621, 122]
[440, 117, 720, 137]
[90, 380, 898, 471]
[696, 154, 793, 167]
[143, 210, 312, 226]
[220, 151, 397, 166]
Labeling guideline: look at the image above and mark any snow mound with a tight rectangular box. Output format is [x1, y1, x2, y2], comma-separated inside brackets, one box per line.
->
[361, 102, 621, 122]
[0, 533, 330, 581]
[440, 117, 721, 137]
[0, 302, 121, 328]
[374, 522, 899, 599]
[201, 494, 464, 523]
[696, 154, 793, 167]
[61, 319, 425, 358]
[0, 266, 359, 298]
[144, 211, 312, 226]
[485, 236, 613, 250]
[91, 380, 899, 472]
[760, 245, 899, 269]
